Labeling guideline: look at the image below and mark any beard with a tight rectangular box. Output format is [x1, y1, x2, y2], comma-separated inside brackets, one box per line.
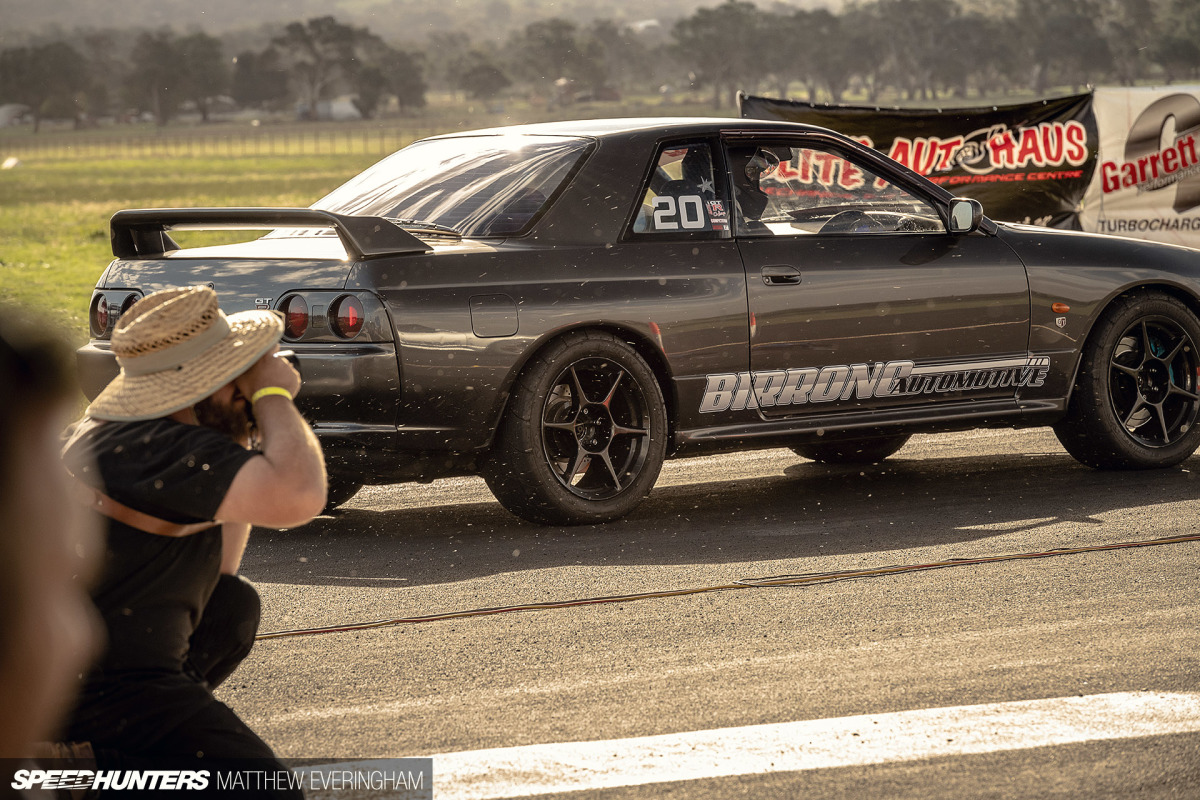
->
[194, 395, 254, 444]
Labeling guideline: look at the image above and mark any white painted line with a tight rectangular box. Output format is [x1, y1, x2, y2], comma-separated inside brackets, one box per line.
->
[420, 692, 1200, 800]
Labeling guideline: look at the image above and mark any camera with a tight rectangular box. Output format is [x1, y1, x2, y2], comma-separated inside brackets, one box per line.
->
[275, 349, 301, 378]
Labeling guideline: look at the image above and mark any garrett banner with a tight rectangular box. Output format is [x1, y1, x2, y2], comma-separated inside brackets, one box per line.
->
[1080, 86, 1200, 247]
[739, 92, 1098, 229]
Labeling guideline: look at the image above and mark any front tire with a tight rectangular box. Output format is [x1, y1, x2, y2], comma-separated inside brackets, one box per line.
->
[1054, 292, 1200, 469]
[483, 331, 668, 525]
[791, 434, 910, 464]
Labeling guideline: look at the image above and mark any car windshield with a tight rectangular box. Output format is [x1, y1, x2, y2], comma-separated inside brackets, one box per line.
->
[312, 134, 591, 238]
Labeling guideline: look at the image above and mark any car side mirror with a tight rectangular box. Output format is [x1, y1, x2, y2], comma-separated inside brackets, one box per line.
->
[948, 198, 983, 234]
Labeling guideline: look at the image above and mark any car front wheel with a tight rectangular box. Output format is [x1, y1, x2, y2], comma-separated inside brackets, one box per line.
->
[483, 331, 668, 525]
[1054, 292, 1200, 469]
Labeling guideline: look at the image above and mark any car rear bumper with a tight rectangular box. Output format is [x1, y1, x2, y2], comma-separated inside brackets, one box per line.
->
[76, 340, 403, 427]
[75, 341, 482, 484]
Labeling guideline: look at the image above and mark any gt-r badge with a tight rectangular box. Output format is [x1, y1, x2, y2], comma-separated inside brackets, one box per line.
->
[1056, 317, 1068, 328]
[255, 297, 272, 309]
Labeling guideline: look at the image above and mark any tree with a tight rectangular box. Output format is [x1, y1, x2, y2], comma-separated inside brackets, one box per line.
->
[231, 49, 290, 109]
[79, 31, 123, 122]
[1016, 0, 1111, 94]
[871, 0, 960, 102]
[125, 31, 186, 125]
[804, 9, 866, 103]
[350, 66, 388, 119]
[838, 3, 888, 103]
[580, 19, 652, 95]
[756, 10, 816, 100]
[959, 14, 1025, 98]
[271, 16, 360, 118]
[671, 1, 766, 108]
[1150, 36, 1200, 84]
[423, 31, 473, 94]
[177, 32, 228, 122]
[0, 41, 89, 132]
[348, 39, 428, 117]
[507, 18, 590, 92]
[927, 13, 989, 98]
[347, 31, 426, 118]
[1152, 0, 1200, 83]
[457, 50, 512, 100]
[1097, 0, 1157, 86]
[383, 48, 428, 113]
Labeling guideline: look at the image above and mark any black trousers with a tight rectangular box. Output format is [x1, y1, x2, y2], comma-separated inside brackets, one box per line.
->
[68, 575, 303, 798]
[186, 572, 262, 690]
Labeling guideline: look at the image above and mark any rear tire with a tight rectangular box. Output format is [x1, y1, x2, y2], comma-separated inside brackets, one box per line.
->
[483, 331, 668, 525]
[1054, 291, 1200, 469]
[791, 434, 910, 464]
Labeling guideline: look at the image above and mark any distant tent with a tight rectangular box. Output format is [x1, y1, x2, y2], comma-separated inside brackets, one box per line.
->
[0, 104, 30, 127]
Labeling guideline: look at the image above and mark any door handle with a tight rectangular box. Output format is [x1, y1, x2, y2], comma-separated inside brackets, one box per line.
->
[761, 265, 802, 285]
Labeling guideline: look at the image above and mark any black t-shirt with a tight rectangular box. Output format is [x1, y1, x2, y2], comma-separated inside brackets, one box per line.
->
[62, 417, 258, 673]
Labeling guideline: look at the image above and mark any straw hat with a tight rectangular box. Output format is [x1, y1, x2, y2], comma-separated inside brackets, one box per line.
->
[87, 286, 283, 422]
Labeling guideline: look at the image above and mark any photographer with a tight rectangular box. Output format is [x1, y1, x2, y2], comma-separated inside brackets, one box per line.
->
[61, 286, 326, 792]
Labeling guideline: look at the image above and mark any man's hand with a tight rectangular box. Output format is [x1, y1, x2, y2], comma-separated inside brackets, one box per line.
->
[234, 345, 302, 402]
[217, 348, 327, 530]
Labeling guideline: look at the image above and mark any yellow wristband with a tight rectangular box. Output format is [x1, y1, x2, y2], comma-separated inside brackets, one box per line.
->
[250, 386, 294, 404]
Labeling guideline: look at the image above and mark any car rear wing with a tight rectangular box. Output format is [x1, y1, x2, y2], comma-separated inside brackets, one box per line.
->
[110, 207, 433, 260]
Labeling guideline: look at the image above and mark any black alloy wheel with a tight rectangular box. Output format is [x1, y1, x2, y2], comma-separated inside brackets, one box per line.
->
[540, 358, 654, 500]
[484, 331, 668, 525]
[1107, 316, 1200, 447]
[1055, 292, 1200, 469]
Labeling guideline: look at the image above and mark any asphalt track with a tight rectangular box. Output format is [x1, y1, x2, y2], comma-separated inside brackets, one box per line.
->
[227, 427, 1200, 798]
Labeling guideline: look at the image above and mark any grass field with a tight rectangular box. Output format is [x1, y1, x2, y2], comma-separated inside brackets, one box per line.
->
[0, 151, 385, 343]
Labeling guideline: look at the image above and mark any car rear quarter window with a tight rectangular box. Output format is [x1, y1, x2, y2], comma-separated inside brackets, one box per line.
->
[631, 143, 731, 237]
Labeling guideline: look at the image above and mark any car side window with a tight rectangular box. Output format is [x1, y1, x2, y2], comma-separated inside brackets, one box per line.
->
[632, 143, 730, 236]
[726, 143, 944, 237]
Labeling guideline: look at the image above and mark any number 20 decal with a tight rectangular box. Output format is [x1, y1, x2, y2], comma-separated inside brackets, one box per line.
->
[652, 195, 706, 230]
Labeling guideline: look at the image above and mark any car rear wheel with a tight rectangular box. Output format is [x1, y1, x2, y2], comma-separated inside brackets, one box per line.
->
[1054, 292, 1200, 469]
[483, 331, 668, 525]
[791, 434, 910, 464]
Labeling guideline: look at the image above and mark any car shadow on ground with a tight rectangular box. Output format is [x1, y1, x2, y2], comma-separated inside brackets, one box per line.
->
[242, 450, 1200, 589]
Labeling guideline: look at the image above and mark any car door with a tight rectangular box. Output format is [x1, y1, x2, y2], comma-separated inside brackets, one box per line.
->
[723, 134, 1034, 418]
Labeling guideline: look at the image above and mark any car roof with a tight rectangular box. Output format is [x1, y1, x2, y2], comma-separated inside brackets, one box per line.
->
[423, 116, 828, 141]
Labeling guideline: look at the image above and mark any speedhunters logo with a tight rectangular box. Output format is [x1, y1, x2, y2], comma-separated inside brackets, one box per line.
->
[699, 357, 1050, 413]
[12, 769, 210, 792]
[10, 761, 431, 795]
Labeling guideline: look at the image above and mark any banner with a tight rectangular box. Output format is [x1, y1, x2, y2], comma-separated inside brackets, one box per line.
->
[739, 92, 1098, 229]
[1080, 86, 1200, 247]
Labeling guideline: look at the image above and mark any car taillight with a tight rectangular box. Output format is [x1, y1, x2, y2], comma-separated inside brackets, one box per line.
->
[330, 295, 365, 339]
[280, 294, 309, 339]
[120, 293, 139, 316]
[90, 295, 109, 337]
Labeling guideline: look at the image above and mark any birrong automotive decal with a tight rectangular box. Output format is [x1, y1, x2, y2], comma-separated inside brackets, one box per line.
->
[699, 357, 1050, 413]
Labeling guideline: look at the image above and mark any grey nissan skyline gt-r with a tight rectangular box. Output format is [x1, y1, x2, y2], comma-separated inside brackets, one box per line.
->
[77, 117, 1200, 525]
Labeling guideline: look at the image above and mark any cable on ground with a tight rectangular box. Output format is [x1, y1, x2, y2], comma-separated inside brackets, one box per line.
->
[255, 532, 1200, 641]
